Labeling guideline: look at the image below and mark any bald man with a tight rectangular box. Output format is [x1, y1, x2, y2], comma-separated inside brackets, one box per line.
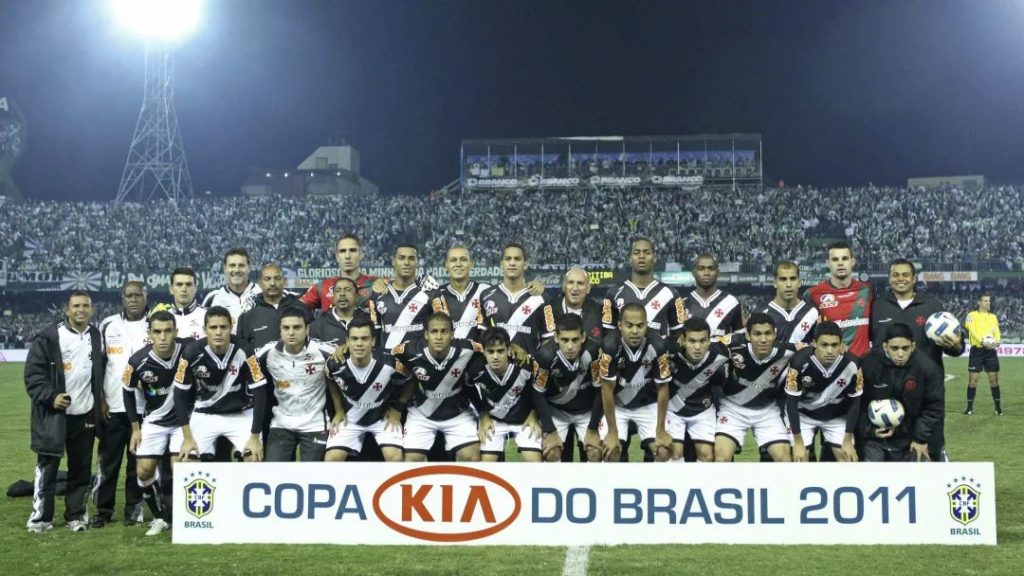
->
[548, 268, 604, 341]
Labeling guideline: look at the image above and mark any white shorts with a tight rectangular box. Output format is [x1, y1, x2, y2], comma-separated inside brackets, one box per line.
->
[788, 411, 849, 448]
[189, 409, 256, 457]
[327, 419, 404, 455]
[715, 401, 789, 450]
[612, 403, 658, 443]
[550, 407, 604, 443]
[403, 407, 479, 454]
[137, 421, 183, 458]
[666, 407, 717, 444]
[480, 419, 542, 454]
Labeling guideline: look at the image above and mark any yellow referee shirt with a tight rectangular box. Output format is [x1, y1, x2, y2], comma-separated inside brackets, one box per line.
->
[964, 310, 1001, 348]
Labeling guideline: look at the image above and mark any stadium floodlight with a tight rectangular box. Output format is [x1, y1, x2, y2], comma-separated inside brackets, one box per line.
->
[113, 0, 202, 204]
[110, 0, 203, 43]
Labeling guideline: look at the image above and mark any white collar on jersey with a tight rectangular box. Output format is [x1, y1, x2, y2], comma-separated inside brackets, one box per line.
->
[768, 300, 806, 321]
[810, 354, 842, 378]
[446, 281, 477, 301]
[624, 279, 663, 300]
[747, 343, 779, 365]
[689, 289, 723, 309]
[498, 283, 531, 302]
[556, 349, 581, 372]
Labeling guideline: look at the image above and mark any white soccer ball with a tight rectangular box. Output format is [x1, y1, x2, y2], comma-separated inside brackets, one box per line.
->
[982, 335, 997, 348]
[924, 311, 961, 342]
[868, 399, 906, 429]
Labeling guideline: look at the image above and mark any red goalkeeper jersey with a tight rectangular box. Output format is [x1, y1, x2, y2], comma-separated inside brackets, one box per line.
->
[805, 279, 874, 357]
[299, 273, 375, 312]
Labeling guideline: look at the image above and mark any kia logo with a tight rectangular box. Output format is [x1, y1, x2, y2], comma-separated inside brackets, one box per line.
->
[372, 465, 521, 542]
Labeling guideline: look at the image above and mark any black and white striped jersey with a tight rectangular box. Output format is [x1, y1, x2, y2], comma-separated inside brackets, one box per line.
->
[532, 337, 601, 414]
[327, 350, 403, 426]
[599, 331, 672, 410]
[393, 338, 482, 421]
[173, 336, 266, 415]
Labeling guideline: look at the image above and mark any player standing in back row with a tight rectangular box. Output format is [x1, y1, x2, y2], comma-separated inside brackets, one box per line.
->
[683, 252, 743, 337]
[806, 241, 874, 357]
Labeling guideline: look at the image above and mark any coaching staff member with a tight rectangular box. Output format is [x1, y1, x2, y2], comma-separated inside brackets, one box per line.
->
[24, 291, 105, 533]
[870, 259, 963, 461]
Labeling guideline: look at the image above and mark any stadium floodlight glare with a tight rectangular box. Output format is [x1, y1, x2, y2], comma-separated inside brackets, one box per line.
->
[111, 0, 203, 43]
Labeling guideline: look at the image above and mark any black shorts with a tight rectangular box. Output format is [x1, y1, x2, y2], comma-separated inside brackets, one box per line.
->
[968, 347, 1000, 373]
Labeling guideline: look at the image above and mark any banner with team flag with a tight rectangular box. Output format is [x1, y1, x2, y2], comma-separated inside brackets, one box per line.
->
[173, 462, 995, 545]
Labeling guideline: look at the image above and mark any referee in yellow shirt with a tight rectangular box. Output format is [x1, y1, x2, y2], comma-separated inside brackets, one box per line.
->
[964, 294, 1002, 415]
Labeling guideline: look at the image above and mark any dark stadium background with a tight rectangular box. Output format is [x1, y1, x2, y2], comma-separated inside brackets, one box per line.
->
[1, 0, 1023, 200]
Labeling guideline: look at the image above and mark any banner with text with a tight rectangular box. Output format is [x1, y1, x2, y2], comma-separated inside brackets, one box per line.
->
[173, 462, 995, 546]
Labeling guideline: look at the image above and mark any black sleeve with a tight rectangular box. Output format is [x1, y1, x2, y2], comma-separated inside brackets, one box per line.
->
[250, 386, 267, 435]
[24, 336, 58, 410]
[530, 387, 556, 434]
[786, 393, 801, 436]
[912, 363, 945, 444]
[844, 396, 861, 434]
[123, 387, 141, 423]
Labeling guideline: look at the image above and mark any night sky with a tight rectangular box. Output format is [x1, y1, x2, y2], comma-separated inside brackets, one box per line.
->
[2, 0, 1023, 200]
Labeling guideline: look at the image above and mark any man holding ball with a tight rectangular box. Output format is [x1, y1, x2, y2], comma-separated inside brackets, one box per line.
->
[964, 294, 1002, 416]
[858, 324, 945, 462]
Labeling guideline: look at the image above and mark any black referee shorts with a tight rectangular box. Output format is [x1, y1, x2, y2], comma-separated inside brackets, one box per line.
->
[968, 347, 1000, 373]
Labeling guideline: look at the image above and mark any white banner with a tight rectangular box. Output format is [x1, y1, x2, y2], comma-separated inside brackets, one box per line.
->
[173, 462, 995, 546]
[0, 349, 28, 362]
[965, 343, 1024, 357]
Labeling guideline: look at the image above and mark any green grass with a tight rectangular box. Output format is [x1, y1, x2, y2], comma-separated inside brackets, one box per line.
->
[1, 359, 1021, 575]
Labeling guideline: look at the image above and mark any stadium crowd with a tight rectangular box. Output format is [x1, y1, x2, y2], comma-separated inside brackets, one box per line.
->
[1, 184, 1023, 272]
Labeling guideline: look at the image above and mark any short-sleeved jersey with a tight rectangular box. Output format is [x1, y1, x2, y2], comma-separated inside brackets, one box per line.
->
[171, 300, 207, 340]
[369, 283, 432, 352]
[668, 343, 729, 417]
[257, 339, 335, 430]
[327, 351, 403, 426]
[599, 332, 672, 410]
[466, 360, 533, 424]
[480, 284, 555, 354]
[784, 348, 863, 422]
[123, 341, 186, 427]
[431, 281, 491, 340]
[764, 300, 819, 345]
[201, 282, 262, 327]
[173, 336, 267, 415]
[602, 280, 686, 337]
[964, 310, 1001, 348]
[532, 337, 602, 414]
[721, 334, 796, 409]
[806, 279, 874, 357]
[393, 338, 482, 421]
[683, 288, 743, 337]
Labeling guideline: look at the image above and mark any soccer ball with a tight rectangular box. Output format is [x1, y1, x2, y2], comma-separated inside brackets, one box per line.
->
[982, 335, 997, 349]
[924, 311, 961, 342]
[868, 399, 905, 429]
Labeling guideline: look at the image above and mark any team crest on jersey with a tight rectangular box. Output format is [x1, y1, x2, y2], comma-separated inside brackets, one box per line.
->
[948, 478, 981, 526]
[550, 368, 563, 379]
[615, 298, 625, 310]
[413, 367, 430, 381]
[376, 301, 388, 314]
[184, 472, 216, 519]
[140, 370, 159, 384]
[484, 300, 498, 316]
[193, 365, 210, 379]
[802, 375, 814, 387]
[730, 353, 745, 370]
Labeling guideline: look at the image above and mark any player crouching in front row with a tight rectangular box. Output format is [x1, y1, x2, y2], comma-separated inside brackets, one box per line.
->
[784, 321, 861, 463]
[467, 327, 547, 462]
[325, 317, 405, 462]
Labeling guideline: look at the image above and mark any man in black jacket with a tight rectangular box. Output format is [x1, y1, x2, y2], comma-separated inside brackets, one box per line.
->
[859, 323, 945, 462]
[869, 259, 963, 461]
[308, 277, 370, 346]
[549, 268, 604, 341]
[24, 291, 105, 533]
[236, 263, 310, 350]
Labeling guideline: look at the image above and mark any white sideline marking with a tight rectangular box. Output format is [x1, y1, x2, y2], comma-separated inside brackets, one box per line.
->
[562, 545, 591, 576]
[945, 373, 955, 382]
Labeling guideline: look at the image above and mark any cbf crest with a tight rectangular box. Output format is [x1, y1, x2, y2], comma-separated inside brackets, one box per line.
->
[184, 471, 217, 519]
[947, 477, 981, 526]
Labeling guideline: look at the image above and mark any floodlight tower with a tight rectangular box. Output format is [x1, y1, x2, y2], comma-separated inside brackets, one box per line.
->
[113, 0, 202, 204]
